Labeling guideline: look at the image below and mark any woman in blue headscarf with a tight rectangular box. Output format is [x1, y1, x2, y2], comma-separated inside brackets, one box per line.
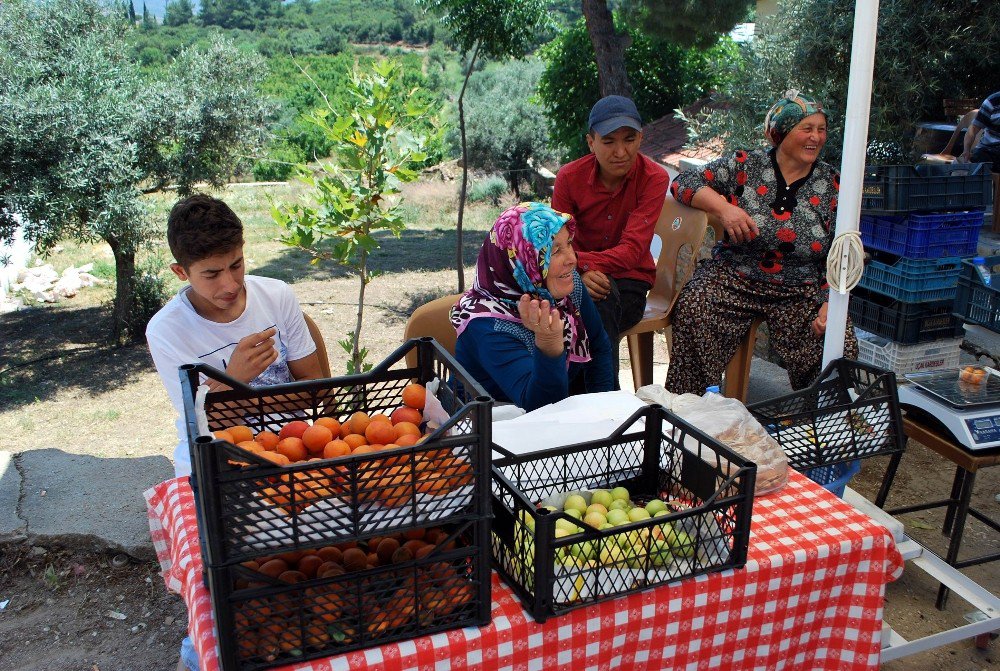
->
[666, 90, 858, 395]
[451, 202, 614, 411]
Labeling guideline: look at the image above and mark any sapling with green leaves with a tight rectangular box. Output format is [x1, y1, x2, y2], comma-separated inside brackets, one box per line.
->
[272, 60, 438, 374]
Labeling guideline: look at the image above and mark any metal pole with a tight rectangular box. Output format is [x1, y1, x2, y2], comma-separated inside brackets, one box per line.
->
[823, 0, 880, 367]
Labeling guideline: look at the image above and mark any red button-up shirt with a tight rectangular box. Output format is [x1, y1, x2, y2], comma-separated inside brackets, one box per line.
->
[551, 152, 669, 286]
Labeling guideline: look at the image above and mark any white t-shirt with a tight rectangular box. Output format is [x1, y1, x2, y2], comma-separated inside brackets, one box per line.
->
[146, 275, 316, 477]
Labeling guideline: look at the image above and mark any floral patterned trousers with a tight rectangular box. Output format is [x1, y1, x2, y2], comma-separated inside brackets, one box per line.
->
[665, 261, 858, 395]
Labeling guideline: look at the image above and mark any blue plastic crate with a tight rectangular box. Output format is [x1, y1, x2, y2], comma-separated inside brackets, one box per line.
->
[858, 253, 962, 303]
[804, 460, 861, 498]
[859, 210, 984, 258]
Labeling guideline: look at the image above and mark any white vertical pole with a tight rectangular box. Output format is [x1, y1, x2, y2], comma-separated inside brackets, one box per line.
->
[822, 0, 880, 367]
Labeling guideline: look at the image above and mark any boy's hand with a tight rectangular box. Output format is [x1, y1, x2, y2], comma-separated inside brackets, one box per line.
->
[226, 327, 279, 383]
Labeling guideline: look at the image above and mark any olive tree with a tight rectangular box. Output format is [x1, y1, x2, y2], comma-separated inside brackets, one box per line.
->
[683, 0, 1000, 164]
[0, 0, 270, 343]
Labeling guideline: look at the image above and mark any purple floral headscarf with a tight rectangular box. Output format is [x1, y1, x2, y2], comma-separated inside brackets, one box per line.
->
[450, 202, 591, 364]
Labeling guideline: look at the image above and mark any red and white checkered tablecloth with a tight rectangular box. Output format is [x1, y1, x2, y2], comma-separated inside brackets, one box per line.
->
[145, 471, 903, 671]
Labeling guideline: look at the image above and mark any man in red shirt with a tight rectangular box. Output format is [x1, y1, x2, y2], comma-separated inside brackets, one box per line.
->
[551, 95, 670, 386]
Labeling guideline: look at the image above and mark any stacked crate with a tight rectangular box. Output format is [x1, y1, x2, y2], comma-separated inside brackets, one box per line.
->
[850, 163, 993, 375]
[181, 339, 493, 671]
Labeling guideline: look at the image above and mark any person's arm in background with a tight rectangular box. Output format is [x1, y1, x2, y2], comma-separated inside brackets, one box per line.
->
[573, 165, 670, 277]
[960, 117, 985, 162]
[459, 319, 568, 411]
[673, 152, 759, 244]
[550, 166, 575, 216]
[578, 289, 615, 392]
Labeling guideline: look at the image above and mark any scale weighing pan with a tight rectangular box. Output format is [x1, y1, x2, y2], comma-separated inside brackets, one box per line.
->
[904, 368, 1000, 409]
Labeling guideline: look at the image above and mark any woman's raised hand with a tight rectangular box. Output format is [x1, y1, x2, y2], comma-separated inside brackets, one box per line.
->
[518, 294, 565, 357]
[718, 202, 760, 244]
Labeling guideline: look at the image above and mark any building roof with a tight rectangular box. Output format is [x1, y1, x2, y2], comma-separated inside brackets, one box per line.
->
[640, 97, 727, 171]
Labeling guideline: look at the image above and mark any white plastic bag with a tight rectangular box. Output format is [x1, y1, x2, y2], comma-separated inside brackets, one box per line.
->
[670, 393, 788, 494]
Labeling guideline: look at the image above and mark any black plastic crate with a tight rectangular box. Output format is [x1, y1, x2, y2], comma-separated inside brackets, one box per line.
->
[954, 255, 1000, 333]
[490, 405, 754, 622]
[206, 520, 490, 670]
[860, 163, 992, 214]
[180, 338, 492, 567]
[747, 359, 906, 472]
[848, 286, 965, 344]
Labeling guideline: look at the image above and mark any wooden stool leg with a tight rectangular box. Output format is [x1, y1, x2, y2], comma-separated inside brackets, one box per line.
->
[722, 320, 760, 403]
[626, 332, 654, 391]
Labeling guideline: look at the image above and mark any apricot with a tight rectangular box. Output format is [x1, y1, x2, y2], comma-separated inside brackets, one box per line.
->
[322, 439, 351, 459]
[394, 434, 419, 447]
[347, 411, 371, 436]
[278, 420, 310, 440]
[391, 406, 423, 426]
[255, 431, 280, 450]
[370, 413, 392, 424]
[213, 429, 236, 443]
[302, 425, 334, 454]
[227, 425, 255, 444]
[257, 558, 289, 578]
[297, 554, 324, 578]
[401, 383, 426, 410]
[393, 421, 421, 442]
[314, 417, 341, 435]
[365, 420, 396, 446]
[343, 434, 368, 450]
[276, 437, 307, 462]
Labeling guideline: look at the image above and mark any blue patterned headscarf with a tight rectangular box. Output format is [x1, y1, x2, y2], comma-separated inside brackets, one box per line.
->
[450, 202, 590, 364]
[764, 89, 827, 147]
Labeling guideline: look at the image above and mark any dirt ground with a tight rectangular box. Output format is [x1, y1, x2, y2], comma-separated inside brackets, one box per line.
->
[1, 180, 998, 669]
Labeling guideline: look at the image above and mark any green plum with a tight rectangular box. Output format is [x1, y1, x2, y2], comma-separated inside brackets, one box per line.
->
[645, 499, 668, 516]
[605, 509, 630, 526]
[627, 507, 651, 523]
[564, 494, 588, 515]
[610, 486, 631, 502]
[591, 489, 613, 508]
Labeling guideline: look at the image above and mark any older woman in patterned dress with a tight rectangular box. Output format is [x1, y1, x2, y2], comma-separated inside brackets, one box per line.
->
[665, 91, 858, 395]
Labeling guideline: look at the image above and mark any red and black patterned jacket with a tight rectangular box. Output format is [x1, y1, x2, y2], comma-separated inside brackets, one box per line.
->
[671, 148, 838, 288]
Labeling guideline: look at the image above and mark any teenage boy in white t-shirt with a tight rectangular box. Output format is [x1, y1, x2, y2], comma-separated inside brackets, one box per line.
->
[147, 195, 325, 671]
[147, 194, 324, 478]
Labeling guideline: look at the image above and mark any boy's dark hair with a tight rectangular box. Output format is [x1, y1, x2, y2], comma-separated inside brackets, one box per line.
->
[167, 195, 245, 268]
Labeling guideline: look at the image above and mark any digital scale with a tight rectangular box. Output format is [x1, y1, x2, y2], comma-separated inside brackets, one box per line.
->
[897, 367, 1000, 451]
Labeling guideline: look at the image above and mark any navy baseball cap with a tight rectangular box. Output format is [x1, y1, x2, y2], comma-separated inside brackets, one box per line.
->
[588, 95, 642, 136]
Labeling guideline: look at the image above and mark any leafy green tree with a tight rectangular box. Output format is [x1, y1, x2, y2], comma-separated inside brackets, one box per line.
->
[272, 61, 437, 373]
[126, 0, 136, 24]
[463, 59, 556, 197]
[539, 17, 738, 158]
[0, 0, 271, 343]
[141, 1, 156, 29]
[417, 0, 553, 291]
[580, 0, 751, 96]
[163, 0, 194, 27]
[684, 0, 1000, 164]
[200, 0, 284, 30]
